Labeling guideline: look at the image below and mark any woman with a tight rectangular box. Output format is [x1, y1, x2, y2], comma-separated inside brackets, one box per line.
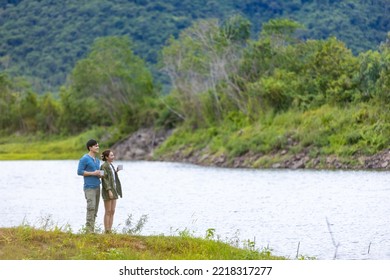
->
[100, 149, 123, 234]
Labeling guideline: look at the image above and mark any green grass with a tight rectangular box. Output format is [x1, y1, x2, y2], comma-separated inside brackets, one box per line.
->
[2, 103, 389, 168]
[155, 103, 390, 168]
[0, 137, 82, 160]
[0, 226, 286, 260]
[0, 127, 118, 160]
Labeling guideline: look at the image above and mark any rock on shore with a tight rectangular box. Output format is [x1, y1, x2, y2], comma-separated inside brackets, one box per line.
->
[111, 128, 173, 160]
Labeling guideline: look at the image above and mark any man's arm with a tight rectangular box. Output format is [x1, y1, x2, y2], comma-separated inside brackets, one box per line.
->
[77, 157, 101, 177]
[77, 157, 92, 176]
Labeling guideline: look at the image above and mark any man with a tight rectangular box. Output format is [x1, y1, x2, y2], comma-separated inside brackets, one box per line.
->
[77, 139, 102, 233]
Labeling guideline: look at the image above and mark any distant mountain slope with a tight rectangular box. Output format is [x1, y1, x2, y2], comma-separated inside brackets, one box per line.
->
[0, 0, 389, 92]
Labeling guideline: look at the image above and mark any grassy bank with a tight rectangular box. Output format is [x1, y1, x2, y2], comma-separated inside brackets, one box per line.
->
[0, 226, 285, 260]
[0, 127, 119, 160]
[155, 103, 390, 169]
[0, 136, 83, 160]
[1, 103, 389, 168]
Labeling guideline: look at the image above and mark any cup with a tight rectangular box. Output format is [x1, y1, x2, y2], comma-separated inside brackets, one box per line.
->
[100, 170, 105, 176]
[117, 164, 123, 171]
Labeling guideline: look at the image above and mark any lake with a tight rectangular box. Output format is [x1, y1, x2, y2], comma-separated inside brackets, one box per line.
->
[1, 160, 389, 260]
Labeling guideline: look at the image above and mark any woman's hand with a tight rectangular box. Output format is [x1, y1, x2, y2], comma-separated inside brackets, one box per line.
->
[108, 190, 114, 199]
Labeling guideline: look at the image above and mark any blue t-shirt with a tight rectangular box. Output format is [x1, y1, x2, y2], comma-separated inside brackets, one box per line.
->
[77, 154, 101, 189]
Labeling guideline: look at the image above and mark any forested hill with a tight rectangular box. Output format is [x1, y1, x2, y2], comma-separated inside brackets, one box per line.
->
[0, 0, 389, 92]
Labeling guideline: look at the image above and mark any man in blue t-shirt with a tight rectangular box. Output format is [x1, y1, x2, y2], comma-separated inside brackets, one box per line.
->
[77, 139, 102, 233]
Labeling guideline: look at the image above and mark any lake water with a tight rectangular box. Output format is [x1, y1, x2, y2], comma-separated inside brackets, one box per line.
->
[1, 160, 389, 260]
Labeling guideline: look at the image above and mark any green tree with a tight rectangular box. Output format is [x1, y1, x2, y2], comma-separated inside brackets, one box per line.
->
[161, 15, 251, 126]
[19, 91, 39, 132]
[240, 22, 359, 116]
[239, 18, 304, 83]
[66, 36, 155, 133]
[0, 73, 14, 130]
[372, 33, 390, 103]
[0, 73, 41, 133]
[37, 93, 60, 134]
[260, 18, 304, 44]
[308, 37, 359, 105]
[239, 19, 305, 116]
[58, 86, 97, 134]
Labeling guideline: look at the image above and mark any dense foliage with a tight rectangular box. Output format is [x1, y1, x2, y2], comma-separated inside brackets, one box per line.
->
[161, 17, 390, 126]
[1, 9, 390, 164]
[0, 36, 158, 136]
[155, 17, 390, 165]
[0, 0, 389, 92]
[1, 15, 389, 132]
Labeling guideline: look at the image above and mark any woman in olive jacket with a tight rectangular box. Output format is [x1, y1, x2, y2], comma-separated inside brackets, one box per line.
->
[100, 149, 123, 234]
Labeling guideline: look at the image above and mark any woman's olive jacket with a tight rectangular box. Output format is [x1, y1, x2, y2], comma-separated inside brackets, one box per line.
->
[100, 161, 123, 200]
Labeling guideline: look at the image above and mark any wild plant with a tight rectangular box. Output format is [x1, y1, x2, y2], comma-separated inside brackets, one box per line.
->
[121, 214, 148, 235]
[205, 228, 216, 239]
[177, 227, 195, 238]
